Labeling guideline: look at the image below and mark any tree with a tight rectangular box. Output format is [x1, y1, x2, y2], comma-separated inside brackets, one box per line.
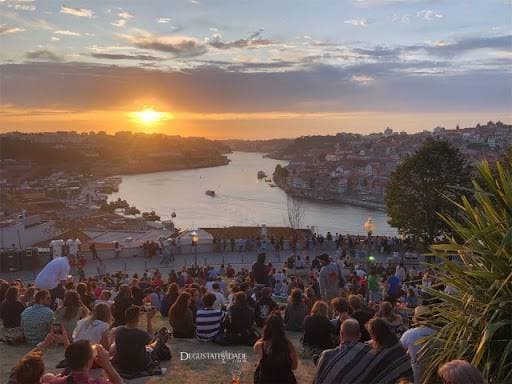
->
[385, 139, 471, 244]
[421, 161, 512, 383]
[287, 196, 304, 229]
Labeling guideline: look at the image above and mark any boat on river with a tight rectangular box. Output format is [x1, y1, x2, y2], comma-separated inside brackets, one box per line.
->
[257, 171, 267, 179]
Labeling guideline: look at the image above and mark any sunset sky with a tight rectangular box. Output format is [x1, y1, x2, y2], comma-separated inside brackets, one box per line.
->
[1, 0, 511, 139]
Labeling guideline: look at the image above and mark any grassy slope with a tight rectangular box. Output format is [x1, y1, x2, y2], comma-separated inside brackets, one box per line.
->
[1, 315, 316, 384]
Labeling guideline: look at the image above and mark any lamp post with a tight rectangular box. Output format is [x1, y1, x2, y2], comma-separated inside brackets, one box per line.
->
[400, 231, 406, 265]
[363, 217, 376, 266]
[190, 230, 199, 268]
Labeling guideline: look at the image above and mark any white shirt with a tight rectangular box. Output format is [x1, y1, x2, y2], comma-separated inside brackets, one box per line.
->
[50, 239, 65, 258]
[205, 281, 215, 292]
[73, 319, 110, 344]
[69, 239, 81, 256]
[400, 326, 435, 384]
[213, 291, 226, 310]
[35, 256, 70, 289]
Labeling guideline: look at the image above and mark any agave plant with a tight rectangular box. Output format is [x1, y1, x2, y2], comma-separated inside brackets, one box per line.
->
[421, 161, 512, 383]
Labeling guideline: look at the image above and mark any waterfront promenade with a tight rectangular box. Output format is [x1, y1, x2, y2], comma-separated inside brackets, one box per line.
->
[0, 246, 424, 283]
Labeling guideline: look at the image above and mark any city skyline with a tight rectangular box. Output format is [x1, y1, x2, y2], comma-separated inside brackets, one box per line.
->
[1, 0, 511, 139]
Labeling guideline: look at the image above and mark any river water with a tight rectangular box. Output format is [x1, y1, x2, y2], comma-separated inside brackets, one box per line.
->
[109, 152, 396, 235]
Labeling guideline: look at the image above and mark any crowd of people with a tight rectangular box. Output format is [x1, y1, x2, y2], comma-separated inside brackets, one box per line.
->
[0, 248, 485, 384]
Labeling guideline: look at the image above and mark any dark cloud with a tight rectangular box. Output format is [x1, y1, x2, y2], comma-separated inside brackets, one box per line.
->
[130, 36, 207, 57]
[424, 35, 512, 56]
[1, 61, 510, 114]
[25, 50, 62, 61]
[90, 53, 162, 61]
[208, 29, 273, 50]
[351, 35, 512, 59]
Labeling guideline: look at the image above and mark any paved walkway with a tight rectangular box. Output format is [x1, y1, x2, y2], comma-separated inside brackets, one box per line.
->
[1, 246, 425, 283]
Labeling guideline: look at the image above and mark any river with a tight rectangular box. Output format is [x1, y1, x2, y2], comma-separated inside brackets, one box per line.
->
[109, 152, 396, 235]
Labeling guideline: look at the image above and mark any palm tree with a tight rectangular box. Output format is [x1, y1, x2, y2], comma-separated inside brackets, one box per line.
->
[421, 161, 512, 383]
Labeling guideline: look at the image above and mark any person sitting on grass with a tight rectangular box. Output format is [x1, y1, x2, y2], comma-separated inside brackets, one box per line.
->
[44, 340, 122, 384]
[302, 300, 335, 357]
[112, 284, 136, 327]
[169, 291, 195, 338]
[0, 286, 25, 329]
[111, 305, 162, 375]
[8, 326, 69, 384]
[330, 297, 351, 338]
[313, 318, 371, 384]
[255, 287, 278, 327]
[160, 283, 179, 318]
[254, 310, 298, 384]
[73, 303, 112, 349]
[221, 291, 256, 345]
[196, 292, 224, 342]
[21, 290, 55, 345]
[360, 318, 413, 384]
[284, 288, 308, 332]
[55, 290, 90, 339]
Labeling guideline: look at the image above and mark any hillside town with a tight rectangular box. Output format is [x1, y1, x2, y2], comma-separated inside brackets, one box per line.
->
[272, 121, 511, 208]
[0, 131, 230, 184]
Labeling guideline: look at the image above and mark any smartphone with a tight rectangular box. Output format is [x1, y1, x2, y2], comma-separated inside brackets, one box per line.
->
[52, 323, 62, 334]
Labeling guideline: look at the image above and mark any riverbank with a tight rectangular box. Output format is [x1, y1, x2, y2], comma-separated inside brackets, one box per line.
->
[109, 152, 395, 235]
[273, 177, 387, 211]
[104, 156, 230, 176]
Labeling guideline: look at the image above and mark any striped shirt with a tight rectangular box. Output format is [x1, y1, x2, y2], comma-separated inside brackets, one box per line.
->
[314, 341, 413, 384]
[314, 341, 372, 384]
[196, 308, 224, 341]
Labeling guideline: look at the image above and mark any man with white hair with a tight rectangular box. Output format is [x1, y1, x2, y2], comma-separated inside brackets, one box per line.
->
[313, 318, 371, 384]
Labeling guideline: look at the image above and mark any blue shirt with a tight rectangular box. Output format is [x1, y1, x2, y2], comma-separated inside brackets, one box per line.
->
[21, 304, 54, 345]
[387, 276, 401, 298]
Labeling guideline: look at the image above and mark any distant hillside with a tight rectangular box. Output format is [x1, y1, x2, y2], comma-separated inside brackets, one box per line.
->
[0, 131, 230, 180]
[219, 138, 293, 158]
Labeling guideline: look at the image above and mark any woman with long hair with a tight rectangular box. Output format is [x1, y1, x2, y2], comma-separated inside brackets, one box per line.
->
[358, 318, 413, 384]
[160, 283, 180, 317]
[0, 286, 25, 329]
[284, 288, 308, 331]
[73, 303, 112, 349]
[20, 286, 36, 307]
[223, 291, 255, 345]
[169, 291, 195, 338]
[302, 300, 334, 355]
[254, 311, 298, 384]
[377, 301, 406, 337]
[112, 284, 135, 326]
[76, 282, 94, 310]
[55, 290, 89, 339]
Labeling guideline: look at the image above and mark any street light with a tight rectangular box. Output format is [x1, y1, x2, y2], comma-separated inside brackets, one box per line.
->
[363, 217, 375, 237]
[190, 230, 199, 267]
[363, 217, 376, 265]
[400, 231, 406, 265]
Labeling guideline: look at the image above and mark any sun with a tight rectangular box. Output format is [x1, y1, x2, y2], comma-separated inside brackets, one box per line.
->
[131, 108, 173, 124]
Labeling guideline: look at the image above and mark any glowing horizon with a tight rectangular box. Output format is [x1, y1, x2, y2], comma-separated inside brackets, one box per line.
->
[0, 1, 510, 139]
